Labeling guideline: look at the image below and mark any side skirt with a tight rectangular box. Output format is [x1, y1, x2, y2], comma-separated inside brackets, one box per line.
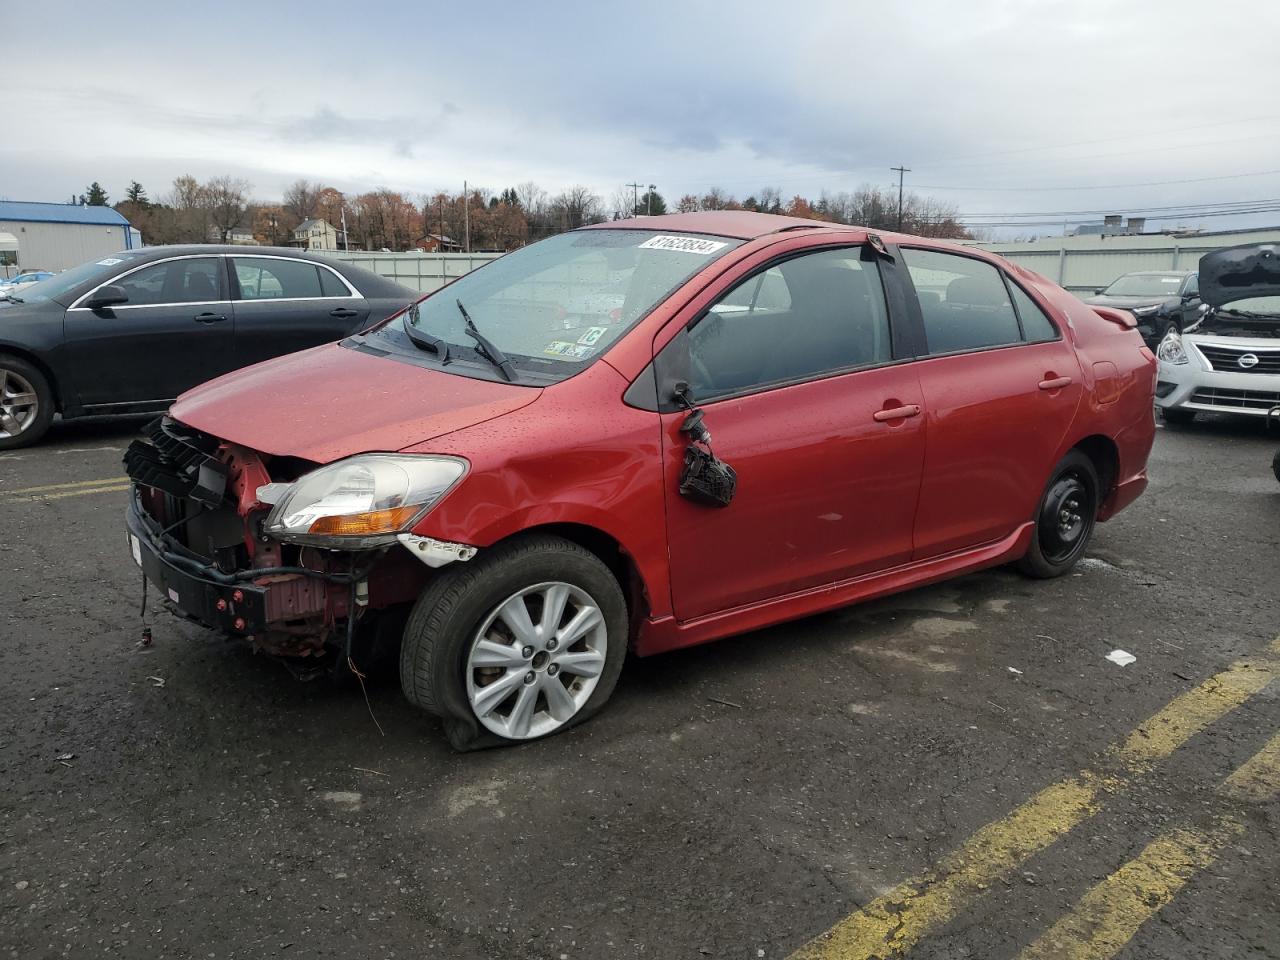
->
[635, 521, 1035, 657]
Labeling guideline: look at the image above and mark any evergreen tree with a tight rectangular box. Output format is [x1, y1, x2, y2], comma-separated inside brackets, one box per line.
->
[125, 181, 149, 207]
[84, 182, 109, 206]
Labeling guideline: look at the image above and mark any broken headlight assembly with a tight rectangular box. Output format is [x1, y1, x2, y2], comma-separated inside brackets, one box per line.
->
[263, 454, 467, 549]
[1156, 330, 1189, 365]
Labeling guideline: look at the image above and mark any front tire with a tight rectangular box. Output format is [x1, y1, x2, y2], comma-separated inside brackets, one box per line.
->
[400, 534, 628, 750]
[0, 354, 54, 450]
[1016, 450, 1099, 579]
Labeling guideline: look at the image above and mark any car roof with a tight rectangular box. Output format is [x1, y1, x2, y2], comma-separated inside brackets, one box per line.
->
[1119, 269, 1195, 277]
[584, 210, 865, 241]
[123, 244, 354, 262]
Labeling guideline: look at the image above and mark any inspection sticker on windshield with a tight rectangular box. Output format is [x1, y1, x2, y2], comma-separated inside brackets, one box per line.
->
[639, 235, 728, 255]
[544, 340, 594, 359]
[577, 326, 608, 346]
[96, 258, 124, 266]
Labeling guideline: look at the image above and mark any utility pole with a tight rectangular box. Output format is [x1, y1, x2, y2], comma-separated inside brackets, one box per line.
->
[626, 181, 642, 217]
[646, 184, 656, 216]
[340, 202, 350, 251]
[463, 180, 470, 253]
[890, 165, 910, 230]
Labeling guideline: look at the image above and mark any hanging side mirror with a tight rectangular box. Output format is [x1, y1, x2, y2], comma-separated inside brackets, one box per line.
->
[671, 381, 736, 508]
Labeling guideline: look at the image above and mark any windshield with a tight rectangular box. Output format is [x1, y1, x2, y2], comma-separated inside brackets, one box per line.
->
[364, 229, 742, 382]
[1218, 295, 1280, 316]
[6, 253, 141, 304]
[1102, 274, 1186, 298]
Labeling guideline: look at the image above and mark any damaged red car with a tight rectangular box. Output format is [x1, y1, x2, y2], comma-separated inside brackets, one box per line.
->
[124, 211, 1155, 749]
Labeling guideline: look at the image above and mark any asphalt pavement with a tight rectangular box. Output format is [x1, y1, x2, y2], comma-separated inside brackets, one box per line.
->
[1, 413, 1277, 959]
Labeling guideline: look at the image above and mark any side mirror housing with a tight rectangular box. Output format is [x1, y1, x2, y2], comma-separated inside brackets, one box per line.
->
[85, 284, 128, 310]
[1093, 287, 1105, 295]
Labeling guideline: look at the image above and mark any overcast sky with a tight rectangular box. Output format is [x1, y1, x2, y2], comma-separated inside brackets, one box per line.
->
[6, 0, 1280, 236]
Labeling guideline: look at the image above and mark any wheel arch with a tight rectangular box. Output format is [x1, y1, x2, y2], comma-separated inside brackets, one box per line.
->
[0, 345, 63, 413]
[1071, 433, 1119, 503]
[490, 521, 652, 637]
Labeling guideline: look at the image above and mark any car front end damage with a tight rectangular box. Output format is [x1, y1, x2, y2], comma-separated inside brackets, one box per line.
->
[123, 417, 475, 671]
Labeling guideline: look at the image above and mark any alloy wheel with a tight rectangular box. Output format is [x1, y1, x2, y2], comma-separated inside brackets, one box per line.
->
[0, 368, 39, 439]
[465, 581, 608, 739]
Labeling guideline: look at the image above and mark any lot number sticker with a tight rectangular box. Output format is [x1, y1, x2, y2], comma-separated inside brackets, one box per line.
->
[639, 235, 728, 255]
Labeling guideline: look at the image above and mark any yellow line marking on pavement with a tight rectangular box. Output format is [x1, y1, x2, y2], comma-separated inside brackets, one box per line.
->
[1017, 730, 1280, 960]
[1015, 819, 1243, 960]
[787, 638, 1280, 960]
[0, 483, 132, 504]
[1222, 730, 1280, 803]
[1, 476, 129, 496]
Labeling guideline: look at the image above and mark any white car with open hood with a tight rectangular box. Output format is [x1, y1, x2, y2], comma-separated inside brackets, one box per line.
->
[1155, 242, 1280, 423]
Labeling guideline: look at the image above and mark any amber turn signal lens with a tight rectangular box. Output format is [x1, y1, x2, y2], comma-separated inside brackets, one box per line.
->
[307, 505, 421, 537]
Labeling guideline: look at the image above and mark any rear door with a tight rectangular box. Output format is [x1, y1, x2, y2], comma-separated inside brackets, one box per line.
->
[228, 255, 371, 366]
[655, 243, 927, 621]
[898, 247, 1083, 559]
[64, 255, 234, 407]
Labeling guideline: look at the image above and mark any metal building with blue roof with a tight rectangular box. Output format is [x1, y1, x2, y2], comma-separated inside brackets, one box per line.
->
[0, 201, 140, 273]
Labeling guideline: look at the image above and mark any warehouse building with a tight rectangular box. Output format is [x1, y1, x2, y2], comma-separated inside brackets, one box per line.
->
[0, 201, 140, 274]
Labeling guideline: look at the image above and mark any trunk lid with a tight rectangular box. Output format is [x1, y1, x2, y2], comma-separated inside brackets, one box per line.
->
[170, 343, 540, 463]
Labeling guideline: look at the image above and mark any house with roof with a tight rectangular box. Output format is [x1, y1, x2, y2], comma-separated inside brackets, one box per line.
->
[412, 233, 462, 253]
[290, 218, 339, 251]
[0, 200, 140, 274]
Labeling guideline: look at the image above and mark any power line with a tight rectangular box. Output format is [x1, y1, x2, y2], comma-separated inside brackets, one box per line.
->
[913, 168, 1280, 193]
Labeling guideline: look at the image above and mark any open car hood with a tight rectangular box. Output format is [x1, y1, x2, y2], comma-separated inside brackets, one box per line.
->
[170, 343, 540, 463]
[1199, 242, 1280, 308]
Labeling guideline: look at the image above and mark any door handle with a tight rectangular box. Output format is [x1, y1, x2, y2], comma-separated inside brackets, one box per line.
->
[193, 313, 227, 324]
[329, 308, 360, 318]
[1038, 376, 1072, 390]
[873, 404, 921, 422]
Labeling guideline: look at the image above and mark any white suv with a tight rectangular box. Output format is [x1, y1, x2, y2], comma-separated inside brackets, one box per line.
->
[1155, 242, 1280, 424]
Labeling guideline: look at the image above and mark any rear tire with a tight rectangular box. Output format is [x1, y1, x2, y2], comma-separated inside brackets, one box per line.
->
[1161, 407, 1196, 426]
[1272, 449, 1280, 484]
[1016, 450, 1099, 579]
[400, 533, 628, 750]
[0, 354, 54, 450]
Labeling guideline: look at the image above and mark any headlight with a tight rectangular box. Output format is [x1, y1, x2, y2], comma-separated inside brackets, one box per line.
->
[1156, 331, 1188, 365]
[264, 454, 467, 548]
[1132, 304, 1161, 317]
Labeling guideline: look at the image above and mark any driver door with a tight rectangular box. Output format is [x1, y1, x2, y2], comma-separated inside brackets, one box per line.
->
[656, 245, 927, 622]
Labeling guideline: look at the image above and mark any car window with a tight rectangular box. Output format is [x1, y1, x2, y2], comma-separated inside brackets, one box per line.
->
[116, 258, 223, 306]
[234, 258, 329, 300]
[902, 248, 1022, 354]
[688, 248, 892, 400]
[1183, 274, 1199, 298]
[318, 266, 351, 297]
[1008, 282, 1059, 342]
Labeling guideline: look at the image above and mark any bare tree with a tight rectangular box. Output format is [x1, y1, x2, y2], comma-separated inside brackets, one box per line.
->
[205, 176, 251, 242]
[283, 179, 320, 226]
[757, 186, 783, 214]
[550, 186, 604, 230]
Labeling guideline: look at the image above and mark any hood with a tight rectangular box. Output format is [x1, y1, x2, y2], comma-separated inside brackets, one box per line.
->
[1083, 293, 1174, 309]
[170, 343, 541, 463]
[1199, 242, 1280, 308]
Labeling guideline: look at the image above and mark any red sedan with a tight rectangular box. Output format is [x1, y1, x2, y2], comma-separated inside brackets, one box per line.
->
[123, 212, 1155, 749]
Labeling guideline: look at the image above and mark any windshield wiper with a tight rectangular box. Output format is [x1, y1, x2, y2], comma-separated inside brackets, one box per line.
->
[456, 299, 517, 382]
[3, 294, 23, 303]
[401, 309, 450, 363]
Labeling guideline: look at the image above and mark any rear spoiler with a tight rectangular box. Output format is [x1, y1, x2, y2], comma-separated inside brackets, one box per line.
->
[1091, 306, 1137, 329]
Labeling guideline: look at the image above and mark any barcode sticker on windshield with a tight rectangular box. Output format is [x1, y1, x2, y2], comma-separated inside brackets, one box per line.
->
[639, 235, 728, 255]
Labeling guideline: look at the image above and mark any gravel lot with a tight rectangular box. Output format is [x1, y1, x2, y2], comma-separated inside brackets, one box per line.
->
[1, 414, 1277, 959]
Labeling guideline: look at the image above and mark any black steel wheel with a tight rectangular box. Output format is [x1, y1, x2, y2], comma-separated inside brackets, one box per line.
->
[1016, 450, 1099, 579]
